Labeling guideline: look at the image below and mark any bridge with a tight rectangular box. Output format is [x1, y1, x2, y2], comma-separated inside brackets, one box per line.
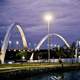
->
[0, 23, 70, 64]
[30, 33, 70, 60]
[0, 23, 28, 64]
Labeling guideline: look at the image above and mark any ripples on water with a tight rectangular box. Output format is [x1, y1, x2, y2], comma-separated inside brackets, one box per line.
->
[23, 70, 80, 80]
[1, 70, 79, 80]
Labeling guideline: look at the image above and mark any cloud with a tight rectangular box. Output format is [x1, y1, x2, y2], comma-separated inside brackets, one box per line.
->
[0, 0, 80, 48]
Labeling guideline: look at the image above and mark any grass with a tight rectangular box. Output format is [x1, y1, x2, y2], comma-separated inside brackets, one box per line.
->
[0, 62, 80, 73]
[0, 62, 80, 68]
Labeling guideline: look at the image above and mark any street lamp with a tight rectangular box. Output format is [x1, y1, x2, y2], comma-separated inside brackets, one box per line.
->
[9, 40, 12, 49]
[16, 41, 19, 49]
[43, 13, 53, 61]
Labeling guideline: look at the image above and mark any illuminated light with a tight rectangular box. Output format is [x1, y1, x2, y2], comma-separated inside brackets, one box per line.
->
[43, 13, 53, 22]
[78, 56, 80, 58]
[22, 56, 25, 60]
[50, 44, 53, 47]
[14, 49, 16, 52]
[9, 49, 11, 51]
[16, 41, 19, 45]
[19, 49, 21, 51]
[27, 49, 29, 52]
[54, 44, 57, 47]
[78, 41, 80, 46]
[9, 41, 12, 44]
[23, 50, 25, 52]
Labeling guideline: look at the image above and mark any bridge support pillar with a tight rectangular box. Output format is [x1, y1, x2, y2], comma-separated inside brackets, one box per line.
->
[30, 53, 34, 62]
[0, 54, 5, 64]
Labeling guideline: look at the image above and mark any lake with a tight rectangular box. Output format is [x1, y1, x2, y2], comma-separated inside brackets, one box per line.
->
[24, 70, 80, 80]
[2, 70, 79, 80]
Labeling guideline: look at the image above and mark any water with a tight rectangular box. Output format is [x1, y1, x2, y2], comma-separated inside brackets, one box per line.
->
[26, 71, 80, 80]
[19, 70, 80, 80]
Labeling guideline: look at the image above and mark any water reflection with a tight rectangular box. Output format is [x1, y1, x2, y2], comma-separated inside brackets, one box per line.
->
[1, 70, 80, 80]
[49, 72, 64, 80]
[23, 72, 64, 80]
[23, 70, 80, 80]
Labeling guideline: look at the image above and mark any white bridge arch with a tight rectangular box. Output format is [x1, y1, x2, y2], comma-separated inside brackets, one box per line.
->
[35, 33, 70, 50]
[0, 23, 28, 64]
[30, 33, 70, 60]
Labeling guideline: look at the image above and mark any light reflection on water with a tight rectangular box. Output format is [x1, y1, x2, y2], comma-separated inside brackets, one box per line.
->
[23, 70, 80, 80]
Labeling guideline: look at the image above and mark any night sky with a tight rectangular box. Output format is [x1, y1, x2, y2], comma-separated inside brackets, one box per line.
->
[0, 0, 80, 49]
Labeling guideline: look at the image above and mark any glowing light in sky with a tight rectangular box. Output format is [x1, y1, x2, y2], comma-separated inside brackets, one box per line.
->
[43, 13, 53, 22]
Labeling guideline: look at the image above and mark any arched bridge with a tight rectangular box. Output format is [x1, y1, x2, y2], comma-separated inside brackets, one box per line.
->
[0, 23, 71, 64]
[35, 33, 70, 50]
[0, 23, 28, 64]
[30, 33, 70, 60]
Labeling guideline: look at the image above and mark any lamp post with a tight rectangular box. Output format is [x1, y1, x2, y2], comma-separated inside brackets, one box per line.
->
[43, 13, 53, 61]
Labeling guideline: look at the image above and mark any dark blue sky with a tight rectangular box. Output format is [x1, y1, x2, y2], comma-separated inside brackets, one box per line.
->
[0, 0, 80, 49]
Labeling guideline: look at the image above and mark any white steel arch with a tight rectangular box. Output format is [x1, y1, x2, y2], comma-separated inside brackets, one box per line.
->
[0, 23, 28, 64]
[30, 33, 70, 60]
[35, 33, 70, 50]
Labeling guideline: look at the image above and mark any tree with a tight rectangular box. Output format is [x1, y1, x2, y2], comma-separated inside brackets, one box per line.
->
[16, 51, 27, 60]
